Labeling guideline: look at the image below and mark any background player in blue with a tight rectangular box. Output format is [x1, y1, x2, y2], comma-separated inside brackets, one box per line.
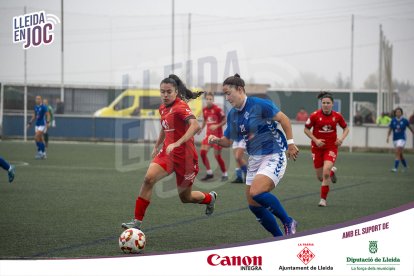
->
[386, 107, 414, 172]
[27, 95, 50, 159]
[0, 157, 15, 183]
[208, 74, 299, 237]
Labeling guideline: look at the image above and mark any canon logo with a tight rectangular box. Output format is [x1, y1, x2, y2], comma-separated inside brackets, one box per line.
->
[207, 254, 262, 266]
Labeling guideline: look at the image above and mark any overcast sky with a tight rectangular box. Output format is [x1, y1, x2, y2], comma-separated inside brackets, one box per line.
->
[1, 0, 413, 89]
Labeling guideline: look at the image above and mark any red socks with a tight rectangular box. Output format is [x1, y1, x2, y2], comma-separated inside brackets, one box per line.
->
[200, 192, 212, 204]
[200, 149, 210, 170]
[215, 154, 226, 173]
[321, 185, 330, 200]
[330, 170, 334, 177]
[134, 197, 150, 221]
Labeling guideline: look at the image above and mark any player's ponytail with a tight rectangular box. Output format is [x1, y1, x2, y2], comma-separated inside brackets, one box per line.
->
[317, 91, 334, 102]
[161, 74, 203, 102]
[223, 73, 246, 89]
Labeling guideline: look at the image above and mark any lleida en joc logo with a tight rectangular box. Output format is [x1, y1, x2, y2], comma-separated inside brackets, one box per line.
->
[13, 10, 60, 49]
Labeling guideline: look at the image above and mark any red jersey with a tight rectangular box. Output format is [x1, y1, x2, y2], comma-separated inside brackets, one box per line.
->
[202, 104, 225, 136]
[305, 109, 347, 148]
[159, 97, 197, 155]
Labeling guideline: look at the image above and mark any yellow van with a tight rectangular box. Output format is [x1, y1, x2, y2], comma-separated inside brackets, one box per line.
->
[93, 89, 203, 118]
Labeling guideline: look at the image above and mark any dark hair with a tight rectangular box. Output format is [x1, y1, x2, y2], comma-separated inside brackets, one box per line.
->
[317, 91, 334, 102]
[160, 74, 203, 101]
[394, 107, 403, 115]
[204, 91, 214, 98]
[223, 73, 245, 88]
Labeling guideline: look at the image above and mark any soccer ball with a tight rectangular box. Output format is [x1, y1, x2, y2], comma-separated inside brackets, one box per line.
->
[119, 228, 146, 254]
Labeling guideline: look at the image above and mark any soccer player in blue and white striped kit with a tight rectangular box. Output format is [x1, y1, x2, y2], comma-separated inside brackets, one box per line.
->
[208, 74, 299, 236]
[27, 95, 50, 159]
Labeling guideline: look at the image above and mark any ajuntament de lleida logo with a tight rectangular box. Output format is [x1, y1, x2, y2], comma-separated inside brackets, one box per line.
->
[369, 241, 378, 254]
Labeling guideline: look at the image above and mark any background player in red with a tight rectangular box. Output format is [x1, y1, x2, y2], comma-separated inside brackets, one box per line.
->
[122, 74, 217, 230]
[198, 92, 228, 181]
[304, 91, 349, 207]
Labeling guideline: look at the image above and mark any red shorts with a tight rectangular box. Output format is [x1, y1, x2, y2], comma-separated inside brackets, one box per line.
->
[311, 146, 338, 169]
[202, 136, 222, 150]
[152, 149, 199, 188]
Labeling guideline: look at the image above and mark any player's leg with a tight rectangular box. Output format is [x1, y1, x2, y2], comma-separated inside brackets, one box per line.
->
[391, 140, 403, 172]
[232, 147, 246, 183]
[400, 149, 407, 172]
[44, 131, 49, 148]
[330, 166, 337, 183]
[0, 157, 10, 172]
[246, 186, 283, 237]
[392, 146, 401, 172]
[399, 140, 407, 171]
[200, 140, 213, 181]
[213, 147, 228, 181]
[312, 149, 327, 206]
[319, 160, 334, 207]
[178, 186, 207, 203]
[34, 129, 45, 159]
[248, 153, 297, 235]
[0, 157, 15, 183]
[39, 128, 47, 158]
[176, 159, 217, 216]
[122, 163, 169, 229]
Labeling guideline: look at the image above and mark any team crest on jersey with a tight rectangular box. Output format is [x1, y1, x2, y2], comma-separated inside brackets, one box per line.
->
[321, 125, 332, 132]
[161, 119, 169, 130]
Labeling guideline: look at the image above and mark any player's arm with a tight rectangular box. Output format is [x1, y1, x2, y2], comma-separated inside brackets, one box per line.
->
[304, 127, 316, 142]
[45, 111, 50, 130]
[386, 127, 392, 143]
[335, 126, 349, 146]
[27, 111, 35, 128]
[152, 129, 165, 157]
[273, 111, 299, 160]
[166, 118, 200, 154]
[217, 116, 227, 128]
[304, 118, 326, 147]
[197, 120, 206, 135]
[208, 135, 232, 148]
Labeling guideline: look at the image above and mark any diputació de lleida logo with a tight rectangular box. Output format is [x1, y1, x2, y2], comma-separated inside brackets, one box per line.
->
[369, 241, 378, 254]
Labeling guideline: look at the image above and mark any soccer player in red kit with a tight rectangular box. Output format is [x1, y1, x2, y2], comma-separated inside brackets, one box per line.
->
[122, 75, 217, 230]
[304, 92, 349, 207]
[198, 92, 228, 181]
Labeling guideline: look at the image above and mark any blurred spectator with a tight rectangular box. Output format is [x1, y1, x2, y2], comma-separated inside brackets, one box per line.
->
[55, 99, 65, 114]
[354, 112, 363, 126]
[409, 112, 414, 125]
[364, 112, 375, 124]
[376, 112, 391, 126]
[295, 107, 309, 122]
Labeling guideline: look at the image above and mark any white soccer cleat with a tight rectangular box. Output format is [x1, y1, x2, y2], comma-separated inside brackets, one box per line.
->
[330, 167, 337, 183]
[205, 191, 217, 216]
[318, 199, 327, 207]
[390, 168, 397, 173]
